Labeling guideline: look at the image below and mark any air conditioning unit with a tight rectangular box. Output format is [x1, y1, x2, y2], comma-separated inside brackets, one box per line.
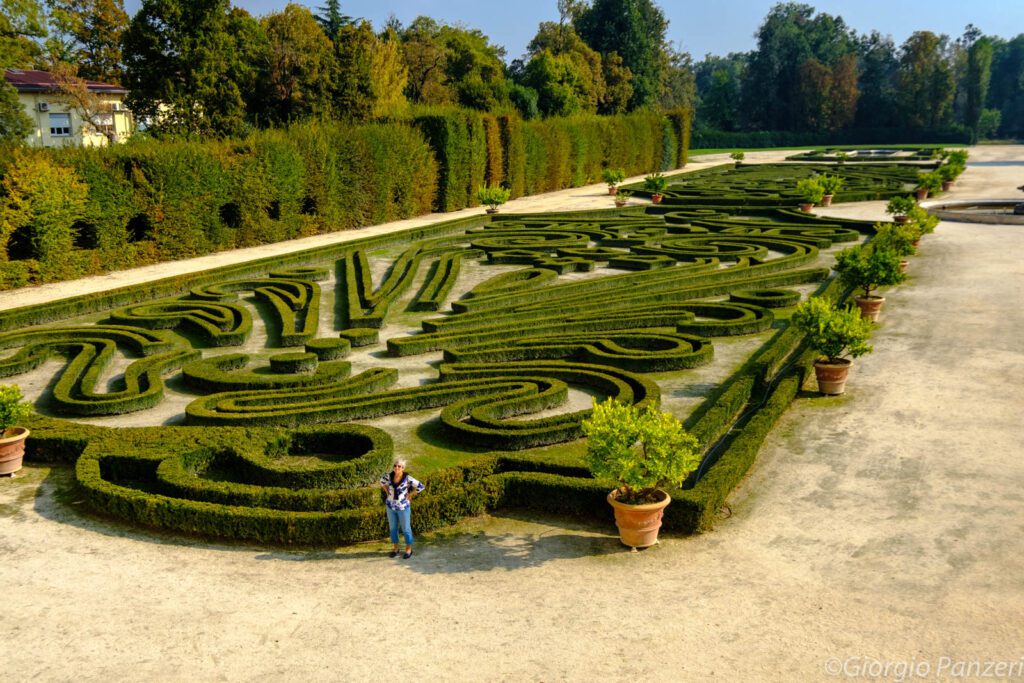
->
[37, 102, 49, 113]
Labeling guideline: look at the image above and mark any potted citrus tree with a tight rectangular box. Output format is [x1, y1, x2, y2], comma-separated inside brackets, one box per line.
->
[791, 297, 874, 395]
[0, 384, 32, 476]
[614, 189, 633, 208]
[915, 170, 942, 200]
[886, 195, 917, 224]
[834, 245, 906, 321]
[729, 151, 745, 168]
[644, 172, 668, 204]
[818, 174, 845, 207]
[872, 222, 919, 272]
[477, 184, 512, 214]
[581, 399, 701, 549]
[795, 177, 825, 212]
[602, 168, 626, 195]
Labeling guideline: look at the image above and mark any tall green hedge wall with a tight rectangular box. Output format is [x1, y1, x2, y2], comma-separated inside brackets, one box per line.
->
[0, 108, 691, 288]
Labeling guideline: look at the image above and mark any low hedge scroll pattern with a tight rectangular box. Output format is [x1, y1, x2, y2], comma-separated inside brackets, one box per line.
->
[7, 162, 919, 544]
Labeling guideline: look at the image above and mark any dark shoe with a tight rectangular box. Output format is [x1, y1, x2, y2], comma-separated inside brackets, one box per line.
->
[389, 550, 399, 558]
[402, 550, 413, 559]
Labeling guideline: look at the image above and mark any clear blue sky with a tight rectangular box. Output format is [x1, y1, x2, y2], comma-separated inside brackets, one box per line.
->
[124, 0, 1024, 61]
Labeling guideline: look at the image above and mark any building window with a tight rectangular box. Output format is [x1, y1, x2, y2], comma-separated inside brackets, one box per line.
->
[49, 113, 71, 137]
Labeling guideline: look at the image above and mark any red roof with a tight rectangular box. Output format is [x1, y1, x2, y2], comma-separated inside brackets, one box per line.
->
[4, 69, 127, 95]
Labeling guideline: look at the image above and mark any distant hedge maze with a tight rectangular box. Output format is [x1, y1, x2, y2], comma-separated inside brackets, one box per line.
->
[11, 163, 909, 544]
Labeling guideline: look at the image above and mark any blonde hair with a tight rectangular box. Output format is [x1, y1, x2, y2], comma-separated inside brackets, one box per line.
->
[393, 458, 407, 468]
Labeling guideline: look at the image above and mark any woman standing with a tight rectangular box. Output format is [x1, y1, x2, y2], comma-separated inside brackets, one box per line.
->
[380, 459, 425, 559]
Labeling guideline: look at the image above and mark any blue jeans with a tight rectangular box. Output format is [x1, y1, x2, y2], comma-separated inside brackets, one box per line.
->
[386, 506, 414, 546]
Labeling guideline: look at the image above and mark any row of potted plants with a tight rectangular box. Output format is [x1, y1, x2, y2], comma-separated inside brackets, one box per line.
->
[795, 174, 846, 212]
[603, 170, 669, 204]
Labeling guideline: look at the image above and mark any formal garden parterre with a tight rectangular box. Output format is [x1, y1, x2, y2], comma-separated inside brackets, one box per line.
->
[3, 158, 942, 545]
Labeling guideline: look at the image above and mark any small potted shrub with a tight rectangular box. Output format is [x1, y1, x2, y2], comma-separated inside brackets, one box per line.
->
[795, 177, 825, 212]
[834, 245, 906, 322]
[602, 168, 626, 195]
[644, 172, 668, 204]
[729, 151, 745, 168]
[0, 384, 32, 476]
[905, 205, 938, 244]
[937, 163, 958, 191]
[915, 170, 942, 200]
[886, 195, 917, 224]
[818, 174, 845, 207]
[835, 150, 849, 165]
[614, 188, 633, 208]
[477, 184, 512, 214]
[581, 399, 701, 549]
[791, 297, 874, 395]
[872, 222, 919, 271]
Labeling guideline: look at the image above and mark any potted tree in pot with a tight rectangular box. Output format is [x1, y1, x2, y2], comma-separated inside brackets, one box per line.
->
[581, 399, 701, 550]
[795, 177, 825, 212]
[818, 174, 845, 207]
[886, 195, 917, 224]
[0, 384, 32, 476]
[791, 297, 874, 395]
[915, 170, 942, 200]
[602, 168, 626, 195]
[729, 151, 745, 168]
[644, 172, 668, 204]
[477, 184, 512, 214]
[614, 189, 633, 208]
[872, 222, 919, 272]
[833, 245, 906, 322]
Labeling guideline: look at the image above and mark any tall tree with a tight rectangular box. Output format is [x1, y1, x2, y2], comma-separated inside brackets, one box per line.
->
[521, 21, 605, 116]
[895, 31, 955, 129]
[855, 31, 898, 128]
[0, 0, 46, 68]
[259, 3, 337, 124]
[574, 0, 668, 109]
[333, 21, 407, 120]
[987, 34, 1024, 138]
[660, 46, 694, 112]
[963, 37, 993, 134]
[694, 53, 746, 131]
[314, 0, 351, 43]
[741, 3, 856, 130]
[122, 0, 252, 136]
[45, 0, 128, 82]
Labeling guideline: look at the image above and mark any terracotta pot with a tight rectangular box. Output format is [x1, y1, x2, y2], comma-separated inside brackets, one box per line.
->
[821, 194, 834, 207]
[607, 489, 671, 549]
[608, 186, 618, 196]
[912, 237, 921, 247]
[0, 427, 29, 476]
[894, 215, 909, 224]
[615, 200, 628, 208]
[813, 359, 852, 395]
[900, 259, 909, 273]
[485, 207, 499, 215]
[651, 194, 664, 205]
[941, 180, 952, 191]
[916, 188, 929, 201]
[799, 202, 815, 213]
[854, 295, 886, 322]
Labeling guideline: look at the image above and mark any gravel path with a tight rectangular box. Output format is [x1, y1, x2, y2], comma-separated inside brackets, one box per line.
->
[1, 147, 1022, 682]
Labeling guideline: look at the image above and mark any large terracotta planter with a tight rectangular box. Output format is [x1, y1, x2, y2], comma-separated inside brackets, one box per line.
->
[651, 194, 664, 205]
[0, 427, 29, 476]
[607, 488, 670, 549]
[854, 295, 886, 322]
[942, 180, 953, 191]
[821, 194, 834, 207]
[608, 186, 618, 196]
[813, 359, 852, 395]
[799, 202, 815, 213]
[894, 214, 909, 225]
[615, 200, 628, 208]
[916, 189, 929, 201]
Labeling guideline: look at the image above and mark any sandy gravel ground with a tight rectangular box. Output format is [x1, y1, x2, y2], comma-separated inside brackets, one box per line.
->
[1, 147, 1022, 682]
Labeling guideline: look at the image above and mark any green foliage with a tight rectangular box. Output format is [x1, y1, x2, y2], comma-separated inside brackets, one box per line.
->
[0, 383, 30, 430]
[476, 184, 511, 210]
[45, 0, 129, 83]
[906, 205, 938, 235]
[643, 172, 667, 194]
[0, 150, 89, 280]
[581, 399, 701, 504]
[601, 167, 625, 186]
[886, 195, 916, 216]
[834, 245, 906, 298]
[916, 170, 943, 193]
[729, 151, 745, 162]
[791, 297, 873, 364]
[258, 4, 338, 124]
[0, 81, 33, 144]
[795, 177, 825, 204]
[614, 188, 633, 203]
[872, 222, 917, 257]
[817, 173, 845, 195]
